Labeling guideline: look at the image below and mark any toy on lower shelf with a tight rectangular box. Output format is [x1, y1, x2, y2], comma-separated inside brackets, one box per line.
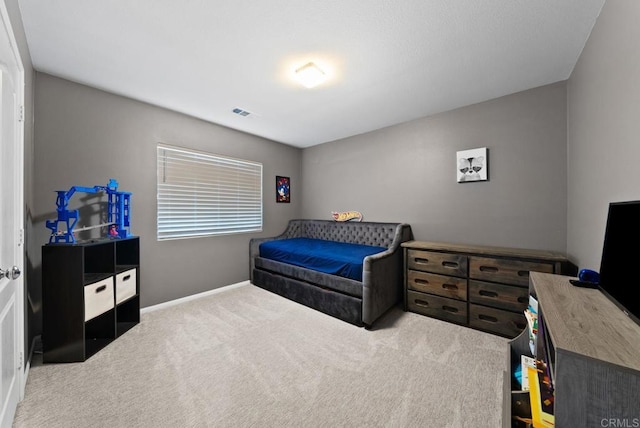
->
[45, 178, 132, 243]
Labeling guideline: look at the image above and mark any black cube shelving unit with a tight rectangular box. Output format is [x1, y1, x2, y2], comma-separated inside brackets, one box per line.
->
[42, 236, 140, 363]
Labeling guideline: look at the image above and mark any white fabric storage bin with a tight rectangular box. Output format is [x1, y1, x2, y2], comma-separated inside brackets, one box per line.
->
[115, 268, 137, 304]
[84, 277, 114, 321]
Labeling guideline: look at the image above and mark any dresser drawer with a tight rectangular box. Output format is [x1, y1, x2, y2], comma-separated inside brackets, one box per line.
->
[468, 303, 527, 338]
[115, 268, 137, 304]
[84, 277, 114, 322]
[407, 249, 467, 277]
[407, 290, 467, 325]
[407, 270, 467, 300]
[468, 280, 528, 312]
[469, 256, 554, 287]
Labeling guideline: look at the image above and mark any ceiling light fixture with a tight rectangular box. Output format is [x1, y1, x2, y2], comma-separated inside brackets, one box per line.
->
[294, 62, 326, 89]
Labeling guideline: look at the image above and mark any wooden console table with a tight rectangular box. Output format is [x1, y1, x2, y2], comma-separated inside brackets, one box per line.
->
[504, 272, 640, 427]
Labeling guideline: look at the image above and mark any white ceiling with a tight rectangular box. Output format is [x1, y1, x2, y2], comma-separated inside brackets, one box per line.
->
[18, 0, 605, 148]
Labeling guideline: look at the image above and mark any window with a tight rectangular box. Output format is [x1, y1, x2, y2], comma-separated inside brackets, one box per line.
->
[157, 144, 263, 240]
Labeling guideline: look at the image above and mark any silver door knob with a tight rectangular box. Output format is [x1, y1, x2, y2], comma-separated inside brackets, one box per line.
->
[0, 267, 21, 280]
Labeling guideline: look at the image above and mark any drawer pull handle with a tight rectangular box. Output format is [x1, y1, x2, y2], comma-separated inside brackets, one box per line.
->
[515, 321, 527, 330]
[442, 283, 458, 290]
[442, 305, 459, 313]
[122, 275, 131, 282]
[415, 299, 429, 308]
[479, 290, 498, 298]
[479, 266, 499, 273]
[95, 285, 107, 293]
[415, 258, 429, 264]
[517, 270, 530, 278]
[415, 278, 430, 285]
[478, 314, 498, 323]
[517, 296, 528, 304]
[442, 261, 459, 269]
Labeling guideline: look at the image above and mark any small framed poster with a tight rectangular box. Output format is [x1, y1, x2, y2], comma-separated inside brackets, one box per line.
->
[276, 176, 290, 203]
[457, 147, 488, 183]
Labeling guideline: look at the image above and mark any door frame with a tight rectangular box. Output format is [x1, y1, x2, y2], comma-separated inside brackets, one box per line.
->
[0, 0, 26, 406]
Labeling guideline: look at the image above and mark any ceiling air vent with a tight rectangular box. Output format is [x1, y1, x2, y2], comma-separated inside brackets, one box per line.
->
[232, 107, 252, 117]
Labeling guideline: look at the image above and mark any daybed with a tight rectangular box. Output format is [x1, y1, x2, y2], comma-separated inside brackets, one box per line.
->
[249, 219, 412, 328]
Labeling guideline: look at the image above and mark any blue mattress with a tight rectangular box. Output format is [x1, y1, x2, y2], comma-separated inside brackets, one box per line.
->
[259, 237, 386, 281]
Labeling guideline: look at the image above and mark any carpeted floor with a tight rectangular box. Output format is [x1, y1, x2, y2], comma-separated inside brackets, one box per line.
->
[13, 283, 508, 428]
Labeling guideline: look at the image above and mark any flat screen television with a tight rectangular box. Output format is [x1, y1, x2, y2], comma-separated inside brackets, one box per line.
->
[598, 200, 640, 326]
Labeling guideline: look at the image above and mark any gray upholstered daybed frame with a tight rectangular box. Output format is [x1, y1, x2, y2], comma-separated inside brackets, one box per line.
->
[249, 219, 412, 328]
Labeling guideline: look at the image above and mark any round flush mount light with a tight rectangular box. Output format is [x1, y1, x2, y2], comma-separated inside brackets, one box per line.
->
[294, 62, 327, 89]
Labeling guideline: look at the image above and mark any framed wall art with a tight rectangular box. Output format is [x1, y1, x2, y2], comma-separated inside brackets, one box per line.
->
[276, 176, 290, 203]
[457, 147, 488, 183]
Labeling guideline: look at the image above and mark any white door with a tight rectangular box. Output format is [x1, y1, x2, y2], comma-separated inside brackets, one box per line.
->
[0, 3, 24, 428]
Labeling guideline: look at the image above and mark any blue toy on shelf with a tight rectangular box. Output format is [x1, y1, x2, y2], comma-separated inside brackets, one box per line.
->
[46, 178, 132, 243]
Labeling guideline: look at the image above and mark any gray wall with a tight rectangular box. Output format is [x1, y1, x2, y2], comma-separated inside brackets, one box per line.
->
[302, 82, 568, 253]
[33, 73, 302, 309]
[567, 0, 640, 271]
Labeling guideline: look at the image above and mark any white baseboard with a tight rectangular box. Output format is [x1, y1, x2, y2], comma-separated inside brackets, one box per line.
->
[141, 280, 250, 314]
[21, 335, 39, 399]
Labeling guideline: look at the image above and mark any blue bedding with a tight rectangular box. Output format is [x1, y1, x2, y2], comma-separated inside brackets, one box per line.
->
[259, 237, 386, 281]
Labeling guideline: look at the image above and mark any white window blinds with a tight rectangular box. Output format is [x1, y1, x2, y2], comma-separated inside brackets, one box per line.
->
[157, 144, 263, 240]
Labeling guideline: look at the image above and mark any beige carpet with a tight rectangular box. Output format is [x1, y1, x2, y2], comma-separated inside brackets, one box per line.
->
[13, 283, 508, 428]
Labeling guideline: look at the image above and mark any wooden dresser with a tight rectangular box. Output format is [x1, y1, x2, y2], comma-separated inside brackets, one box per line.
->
[402, 241, 575, 338]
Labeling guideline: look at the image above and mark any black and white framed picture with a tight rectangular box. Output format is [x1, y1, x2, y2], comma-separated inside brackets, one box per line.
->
[457, 147, 488, 183]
